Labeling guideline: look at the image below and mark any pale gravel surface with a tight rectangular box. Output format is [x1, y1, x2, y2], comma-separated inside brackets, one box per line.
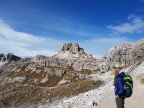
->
[98, 61, 144, 108]
[98, 78, 144, 108]
[37, 71, 144, 108]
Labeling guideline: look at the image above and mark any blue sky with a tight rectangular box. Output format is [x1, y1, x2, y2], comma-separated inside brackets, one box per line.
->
[0, 0, 144, 57]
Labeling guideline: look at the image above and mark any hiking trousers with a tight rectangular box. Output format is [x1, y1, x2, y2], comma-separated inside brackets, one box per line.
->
[115, 97, 125, 108]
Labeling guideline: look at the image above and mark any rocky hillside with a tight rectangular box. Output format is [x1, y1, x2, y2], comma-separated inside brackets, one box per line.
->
[0, 54, 101, 107]
[0, 39, 144, 107]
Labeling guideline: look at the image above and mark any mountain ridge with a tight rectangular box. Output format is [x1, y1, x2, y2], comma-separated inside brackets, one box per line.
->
[0, 38, 144, 107]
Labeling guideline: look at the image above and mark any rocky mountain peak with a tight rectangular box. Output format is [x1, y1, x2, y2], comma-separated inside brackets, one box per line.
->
[0, 53, 21, 62]
[60, 42, 84, 54]
[54, 42, 93, 59]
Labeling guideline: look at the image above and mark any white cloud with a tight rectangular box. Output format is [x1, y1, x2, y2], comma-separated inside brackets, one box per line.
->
[0, 20, 130, 58]
[0, 20, 64, 57]
[107, 15, 144, 34]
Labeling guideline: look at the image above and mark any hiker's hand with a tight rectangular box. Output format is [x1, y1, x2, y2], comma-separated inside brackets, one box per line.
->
[115, 95, 119, 99]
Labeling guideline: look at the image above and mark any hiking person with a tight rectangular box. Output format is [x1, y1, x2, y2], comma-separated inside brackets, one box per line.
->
[112, 68, 125, 108]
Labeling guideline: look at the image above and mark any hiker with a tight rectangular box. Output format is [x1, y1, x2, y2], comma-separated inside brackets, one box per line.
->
[112, 68, 125, 108]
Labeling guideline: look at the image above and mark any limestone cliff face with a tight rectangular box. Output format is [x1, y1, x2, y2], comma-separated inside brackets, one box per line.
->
[102, 39, 144, 70]
[60, 42, 83, 54]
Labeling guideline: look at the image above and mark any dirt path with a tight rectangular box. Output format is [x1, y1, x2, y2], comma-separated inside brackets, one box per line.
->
[98, 78, 144, 108]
